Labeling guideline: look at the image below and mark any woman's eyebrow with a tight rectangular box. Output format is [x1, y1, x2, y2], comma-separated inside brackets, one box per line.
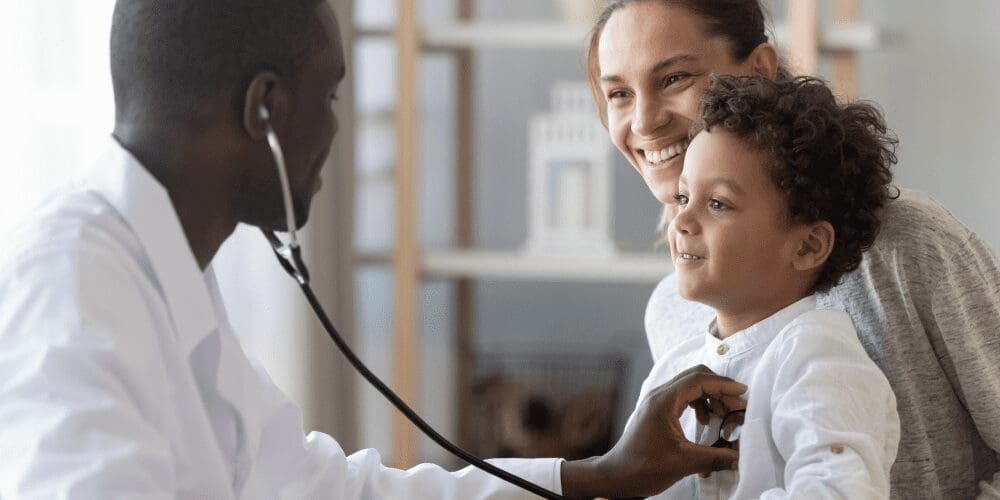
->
[600, 54, 696, 83]
[650, 54, 696, 74]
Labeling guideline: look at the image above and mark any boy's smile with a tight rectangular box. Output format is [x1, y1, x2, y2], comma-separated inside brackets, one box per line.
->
[668, 130, 817, 336]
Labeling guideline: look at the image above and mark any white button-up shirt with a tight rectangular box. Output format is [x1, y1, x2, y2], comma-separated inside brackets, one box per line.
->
[0, 140, 562, 499]
[629, 296, 900, 499]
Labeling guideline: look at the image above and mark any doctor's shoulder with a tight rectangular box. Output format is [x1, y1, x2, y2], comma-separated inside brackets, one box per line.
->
[0, 187, 158, 337]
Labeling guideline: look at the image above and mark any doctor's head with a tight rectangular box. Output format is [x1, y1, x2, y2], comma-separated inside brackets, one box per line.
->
[110, 0, 345, 230]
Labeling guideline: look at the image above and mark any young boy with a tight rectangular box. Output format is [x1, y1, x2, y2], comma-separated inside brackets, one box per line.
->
[632, 75, 901, 498]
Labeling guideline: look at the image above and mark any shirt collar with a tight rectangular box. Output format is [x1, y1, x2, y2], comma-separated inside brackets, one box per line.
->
[85, 137, 218, 355]
[704, 295, 817, 359]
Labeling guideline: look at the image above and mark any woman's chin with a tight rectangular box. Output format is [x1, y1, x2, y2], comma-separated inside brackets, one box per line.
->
[642, 169, 681, 204]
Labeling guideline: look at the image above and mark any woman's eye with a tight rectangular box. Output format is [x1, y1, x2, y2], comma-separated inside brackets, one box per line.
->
[673, 193, 689, 206]
[708, 199, 729, 211]
[664, 73, 689, 87]
[607, 90, 629, 101]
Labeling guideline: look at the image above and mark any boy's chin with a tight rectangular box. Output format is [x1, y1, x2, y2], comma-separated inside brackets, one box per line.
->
[676, 277, 726, 311]
[676, 276, 705, 303]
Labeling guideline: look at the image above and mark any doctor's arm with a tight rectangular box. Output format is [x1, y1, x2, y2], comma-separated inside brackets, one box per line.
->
[0, 250, 177, 498]
[262, 364, 747, 499]
[561, 365, 748, 498]
[760, 324, 899, 500]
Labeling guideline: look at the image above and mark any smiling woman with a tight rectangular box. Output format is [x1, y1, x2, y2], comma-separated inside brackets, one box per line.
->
[588, 0, 780, 205]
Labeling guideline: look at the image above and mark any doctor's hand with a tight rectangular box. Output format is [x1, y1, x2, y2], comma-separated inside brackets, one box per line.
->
[560, 365, 747, 499]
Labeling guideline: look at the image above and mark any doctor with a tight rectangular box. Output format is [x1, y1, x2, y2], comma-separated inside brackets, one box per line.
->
[0, 0, 746, 498]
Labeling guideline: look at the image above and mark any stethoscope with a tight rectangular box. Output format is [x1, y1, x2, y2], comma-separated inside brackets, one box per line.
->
[258, 106, 569, 500]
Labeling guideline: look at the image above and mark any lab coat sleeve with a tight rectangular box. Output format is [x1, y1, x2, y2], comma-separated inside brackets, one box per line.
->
[245, 360, 565, 499]
[0, 243, 177, 498]
[758, 317, 900, 500]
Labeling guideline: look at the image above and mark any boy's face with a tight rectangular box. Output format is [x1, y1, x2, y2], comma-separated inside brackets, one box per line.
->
[668, 130, 807, 316]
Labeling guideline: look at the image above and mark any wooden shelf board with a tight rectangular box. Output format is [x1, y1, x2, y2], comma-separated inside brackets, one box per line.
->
[420, 250, 673, 283]
[411, 21, 882, 52]
[422, 22, 591, 50]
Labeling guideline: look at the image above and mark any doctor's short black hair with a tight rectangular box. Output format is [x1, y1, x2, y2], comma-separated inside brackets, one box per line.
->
[691, 75, 899, 293]
[110, 0, 328, 123]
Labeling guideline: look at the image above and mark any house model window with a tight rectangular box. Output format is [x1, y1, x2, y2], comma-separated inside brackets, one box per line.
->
[525, 82, 616, 257]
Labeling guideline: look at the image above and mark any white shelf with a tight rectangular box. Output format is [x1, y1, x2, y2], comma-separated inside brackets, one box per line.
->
[418, 21, 883, 52]
[772, 23, 882, 52]
[422, 22, 591, 50]
[421, 250, 673, 283]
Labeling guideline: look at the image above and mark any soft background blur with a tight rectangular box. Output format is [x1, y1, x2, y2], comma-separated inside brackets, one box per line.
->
[3, 0, 998, 467]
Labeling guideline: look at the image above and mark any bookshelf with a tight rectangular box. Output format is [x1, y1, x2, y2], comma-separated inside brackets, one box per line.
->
[375, 0, 874, 466]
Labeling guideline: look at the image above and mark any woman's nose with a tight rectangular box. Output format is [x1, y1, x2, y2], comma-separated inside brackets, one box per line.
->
[631, 94, 670, 137]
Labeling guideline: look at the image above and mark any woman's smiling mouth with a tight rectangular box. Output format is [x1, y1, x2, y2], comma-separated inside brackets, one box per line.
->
[640, 139, 689, 167]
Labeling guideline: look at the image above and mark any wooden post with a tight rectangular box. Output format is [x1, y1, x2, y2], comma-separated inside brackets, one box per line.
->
[453, 0, 476, 457]
[393, 0, 420, 468]
[832, 0, 859, 100]
[786, 0, 818, 76]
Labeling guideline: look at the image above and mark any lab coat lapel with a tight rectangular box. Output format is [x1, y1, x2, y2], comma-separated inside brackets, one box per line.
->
[205, 267, 263, 469]
[89, 139, 219, 355]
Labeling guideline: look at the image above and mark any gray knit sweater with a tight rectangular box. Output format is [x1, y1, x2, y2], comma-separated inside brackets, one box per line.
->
[644, 189, 1000, 499]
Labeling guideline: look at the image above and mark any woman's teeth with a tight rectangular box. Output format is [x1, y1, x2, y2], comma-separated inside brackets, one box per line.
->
[644, 141, 688, 165]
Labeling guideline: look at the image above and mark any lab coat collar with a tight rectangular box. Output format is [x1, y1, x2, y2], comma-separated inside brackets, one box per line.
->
[85, 138, 218, 356]
[704, 295, 817, 359]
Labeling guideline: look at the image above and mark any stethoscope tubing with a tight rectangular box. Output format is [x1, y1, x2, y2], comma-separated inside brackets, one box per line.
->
[260, 108, 568, 499]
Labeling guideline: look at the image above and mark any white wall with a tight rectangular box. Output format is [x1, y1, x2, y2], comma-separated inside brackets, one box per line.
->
[858, 0, 1000, 251]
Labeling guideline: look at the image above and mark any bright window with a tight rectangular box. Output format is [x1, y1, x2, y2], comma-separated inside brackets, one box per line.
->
[1, 1, 117, 233]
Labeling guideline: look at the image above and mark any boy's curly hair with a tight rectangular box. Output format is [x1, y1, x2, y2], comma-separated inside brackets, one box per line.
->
[692, 75, 899, 292]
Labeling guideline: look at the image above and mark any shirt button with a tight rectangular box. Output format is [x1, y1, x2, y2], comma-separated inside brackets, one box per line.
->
[831, 443, 845, 454]
[717, 344, 730, 355]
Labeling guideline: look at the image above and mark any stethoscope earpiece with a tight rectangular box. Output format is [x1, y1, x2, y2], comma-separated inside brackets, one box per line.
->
[259, 102, 305, 282]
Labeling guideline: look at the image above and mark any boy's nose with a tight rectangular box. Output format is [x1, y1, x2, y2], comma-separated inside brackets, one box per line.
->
[671, 203, 703, 236]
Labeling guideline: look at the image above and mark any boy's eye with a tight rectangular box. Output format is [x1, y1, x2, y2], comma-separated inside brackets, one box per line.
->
[708, 199, 729, 211]
[673, 193, 689, 206]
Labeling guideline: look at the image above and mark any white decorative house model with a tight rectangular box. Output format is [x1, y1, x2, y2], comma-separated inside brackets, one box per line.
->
[525, 82, 616, 257]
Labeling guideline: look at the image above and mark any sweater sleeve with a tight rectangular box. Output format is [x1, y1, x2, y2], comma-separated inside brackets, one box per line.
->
[928, 231, 1000, 500]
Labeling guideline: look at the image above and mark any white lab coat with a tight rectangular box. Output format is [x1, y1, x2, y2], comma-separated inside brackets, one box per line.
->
[628, 296, 900, 499]
[0, 139, 562, 499]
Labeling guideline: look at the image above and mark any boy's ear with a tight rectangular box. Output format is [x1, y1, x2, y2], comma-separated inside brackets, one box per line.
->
[792, 221, 835, 272]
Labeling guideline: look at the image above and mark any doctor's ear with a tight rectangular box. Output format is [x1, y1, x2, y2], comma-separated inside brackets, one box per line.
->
[243, 71, 286, 140]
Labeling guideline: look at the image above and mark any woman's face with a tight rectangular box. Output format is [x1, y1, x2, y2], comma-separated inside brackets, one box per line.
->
[597, 2, 761, 205]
